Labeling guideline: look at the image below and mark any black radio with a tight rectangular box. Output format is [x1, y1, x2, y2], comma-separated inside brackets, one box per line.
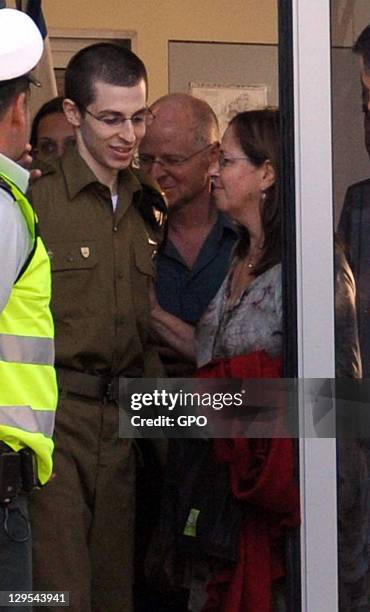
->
[0, 442, 38, 503]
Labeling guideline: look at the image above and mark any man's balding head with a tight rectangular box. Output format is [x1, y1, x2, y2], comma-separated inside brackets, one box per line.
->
[139, 93, 219, 209]
[150, 93, 219, 147]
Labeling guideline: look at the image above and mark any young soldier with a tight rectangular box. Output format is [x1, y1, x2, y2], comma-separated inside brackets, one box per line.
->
[29, 43, 165, 612]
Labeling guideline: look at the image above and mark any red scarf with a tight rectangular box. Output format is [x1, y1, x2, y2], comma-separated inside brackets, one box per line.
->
[196, 351, 300, 612]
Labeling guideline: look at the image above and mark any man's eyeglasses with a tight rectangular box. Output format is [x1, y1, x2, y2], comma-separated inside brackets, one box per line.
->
[83, 106, 155, 129]
[138, 143, 214, 168]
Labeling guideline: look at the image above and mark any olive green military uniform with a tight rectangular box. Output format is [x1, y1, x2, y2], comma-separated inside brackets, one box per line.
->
[29, 145, 165, 612]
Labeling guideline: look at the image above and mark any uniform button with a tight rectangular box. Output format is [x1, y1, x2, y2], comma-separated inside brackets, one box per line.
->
[113, 226, 118, 232]
[117, 272, 124, 280]
[67, 255, 74, 262]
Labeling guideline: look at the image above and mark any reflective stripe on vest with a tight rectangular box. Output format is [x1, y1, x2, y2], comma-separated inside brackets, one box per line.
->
[0, 334, 54, 365]
[0, 406, 54, 437]
[0, 172, 57, 484]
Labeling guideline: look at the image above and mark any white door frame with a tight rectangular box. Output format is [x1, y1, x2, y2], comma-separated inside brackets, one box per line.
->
[292, 1, 338, 610]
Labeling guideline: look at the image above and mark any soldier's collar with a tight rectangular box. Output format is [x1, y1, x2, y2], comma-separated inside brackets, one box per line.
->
[62, 145, 143, 200]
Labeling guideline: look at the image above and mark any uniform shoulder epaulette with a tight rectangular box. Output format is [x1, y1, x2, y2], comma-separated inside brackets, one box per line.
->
[141, 184, 167, 230]
[134, 175, 167, 230]
[31, 158, 58, 177]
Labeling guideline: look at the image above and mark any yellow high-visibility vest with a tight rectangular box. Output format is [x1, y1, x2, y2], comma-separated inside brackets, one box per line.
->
[0, 172, 57, 484]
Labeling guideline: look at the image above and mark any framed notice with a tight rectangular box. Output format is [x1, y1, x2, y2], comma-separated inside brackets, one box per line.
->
[189, 83, 268, 134]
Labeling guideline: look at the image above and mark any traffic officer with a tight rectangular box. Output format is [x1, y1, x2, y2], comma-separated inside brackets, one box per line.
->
[0, 8, 57, 606]
[29, 43, 166, 612]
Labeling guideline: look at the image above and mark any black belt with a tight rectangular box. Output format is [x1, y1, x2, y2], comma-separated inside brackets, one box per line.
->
[57, 368, 142, 403]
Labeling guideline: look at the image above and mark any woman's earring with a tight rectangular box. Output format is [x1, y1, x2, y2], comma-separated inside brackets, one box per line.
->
[261, 191, 266, 202]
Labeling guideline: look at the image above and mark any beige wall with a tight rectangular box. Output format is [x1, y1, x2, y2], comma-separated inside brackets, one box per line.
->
[42, 0, 277, 102]
[331, 0, 370, 46]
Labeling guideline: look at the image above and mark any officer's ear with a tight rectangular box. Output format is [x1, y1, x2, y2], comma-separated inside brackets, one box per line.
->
[63, 99, 82, 128]
[11, 91, 28, 131]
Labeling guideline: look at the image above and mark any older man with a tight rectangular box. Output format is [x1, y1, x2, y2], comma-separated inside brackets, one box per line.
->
[139, 93, 237, 373]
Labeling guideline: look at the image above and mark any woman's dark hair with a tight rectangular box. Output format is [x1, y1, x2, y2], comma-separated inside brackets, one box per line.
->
[229, 108, 280, 276]
[30, 96, 64, 148]
[64, 43, 148, 112]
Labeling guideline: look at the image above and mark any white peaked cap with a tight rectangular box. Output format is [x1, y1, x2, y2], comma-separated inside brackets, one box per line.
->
[0, 8, 43, 81]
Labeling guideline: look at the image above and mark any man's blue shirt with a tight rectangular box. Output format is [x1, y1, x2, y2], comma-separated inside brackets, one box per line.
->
[155, 212, 238, 324]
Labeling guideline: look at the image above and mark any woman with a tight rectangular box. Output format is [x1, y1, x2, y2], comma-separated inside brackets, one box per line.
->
[30, 96, 75, 162]
[195, 109, 281, 375]
[150, 110, 299, 612]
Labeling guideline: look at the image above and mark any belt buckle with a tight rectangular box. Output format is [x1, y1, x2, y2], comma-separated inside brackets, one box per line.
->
[103, 377, 118, 404]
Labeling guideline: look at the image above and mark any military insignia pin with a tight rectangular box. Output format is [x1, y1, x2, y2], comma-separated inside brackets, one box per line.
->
[80, 247, 90, 258]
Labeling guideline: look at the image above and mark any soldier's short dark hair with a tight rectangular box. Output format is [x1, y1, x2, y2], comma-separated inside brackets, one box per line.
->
[65, 43, 148, 112]
[353, 24, 370, 72]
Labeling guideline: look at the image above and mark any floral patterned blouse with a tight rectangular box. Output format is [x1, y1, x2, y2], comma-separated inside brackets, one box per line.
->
[195, 262, 282, 368]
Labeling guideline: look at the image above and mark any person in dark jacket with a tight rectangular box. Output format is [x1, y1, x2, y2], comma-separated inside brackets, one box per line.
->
[338, 23, 370, 376]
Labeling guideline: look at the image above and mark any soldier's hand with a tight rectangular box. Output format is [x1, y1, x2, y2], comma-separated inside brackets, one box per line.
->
[149, 280, 160, 312]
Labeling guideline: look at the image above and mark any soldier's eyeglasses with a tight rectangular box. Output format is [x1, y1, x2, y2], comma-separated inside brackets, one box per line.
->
[83, 106, 155, 129]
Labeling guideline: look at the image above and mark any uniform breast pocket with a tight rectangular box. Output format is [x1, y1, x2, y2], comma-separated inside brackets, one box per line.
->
[47, 241, 98, 319]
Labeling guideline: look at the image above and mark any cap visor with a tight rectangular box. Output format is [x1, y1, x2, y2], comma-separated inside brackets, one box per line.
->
[27, 73, 41, 87]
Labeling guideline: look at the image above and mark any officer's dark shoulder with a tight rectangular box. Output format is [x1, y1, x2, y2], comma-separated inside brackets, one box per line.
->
[28, 159, 58, 201]
[27, 159, 63, 228]
[30, 157, 58, 176]
[132, 167, 167, 235]
[0, 177, 15, 200]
